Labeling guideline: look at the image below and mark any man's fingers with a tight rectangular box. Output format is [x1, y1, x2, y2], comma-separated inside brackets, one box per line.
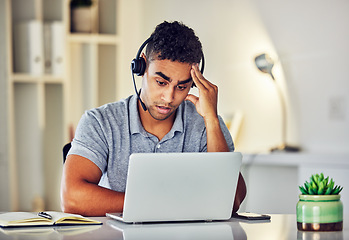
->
[191, 64, 206, 87]
[191, 67, 205, 89]
[185, 94, 199, 105]
[191, 64, 215, 90]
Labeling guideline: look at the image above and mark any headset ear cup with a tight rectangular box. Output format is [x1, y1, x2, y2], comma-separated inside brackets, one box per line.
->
[131, 57, 146, 76]
[131, 58, 140, 75]
[137, 57, 146, 76]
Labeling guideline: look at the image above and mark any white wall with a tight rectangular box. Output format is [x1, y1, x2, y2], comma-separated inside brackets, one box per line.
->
[252, 0, 349, 153]
[120, 0, 349, 154]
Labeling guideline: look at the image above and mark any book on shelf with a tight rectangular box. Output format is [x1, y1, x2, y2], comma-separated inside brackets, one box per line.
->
[13, 20, 65, 76]
[43, 22, 52, 74]
[0, 211, 102, 228]
[51, 21, 65, 76]
[43, 21, 65, 75]
[13, 20, 44, 75]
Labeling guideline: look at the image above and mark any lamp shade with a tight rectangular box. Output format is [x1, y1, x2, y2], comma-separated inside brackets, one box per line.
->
[255, 53, 275, 80]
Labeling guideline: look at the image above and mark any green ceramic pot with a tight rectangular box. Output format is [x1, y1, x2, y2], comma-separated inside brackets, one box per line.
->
[297, 194, 343, 231]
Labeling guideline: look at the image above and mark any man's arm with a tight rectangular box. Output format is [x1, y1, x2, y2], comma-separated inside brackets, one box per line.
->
[185, 64, 228, 152]
[60, 154, 125, 216]
[186, 64, 246, 212]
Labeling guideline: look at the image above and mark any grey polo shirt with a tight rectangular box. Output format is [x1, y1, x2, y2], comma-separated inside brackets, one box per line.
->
[69, 94, 234, 192]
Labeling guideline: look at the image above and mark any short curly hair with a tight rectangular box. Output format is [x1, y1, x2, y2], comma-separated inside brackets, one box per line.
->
[145, 21, 203, 64]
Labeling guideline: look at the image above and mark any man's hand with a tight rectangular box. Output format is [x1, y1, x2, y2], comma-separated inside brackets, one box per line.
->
[185, 63, 228, 153]
[185, 64, 218, 121]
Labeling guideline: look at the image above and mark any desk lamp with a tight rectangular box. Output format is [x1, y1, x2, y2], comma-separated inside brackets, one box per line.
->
[254, 53, 300, 152]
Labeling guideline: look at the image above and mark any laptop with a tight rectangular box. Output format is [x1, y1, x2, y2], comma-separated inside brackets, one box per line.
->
[106, 152, 242, 223]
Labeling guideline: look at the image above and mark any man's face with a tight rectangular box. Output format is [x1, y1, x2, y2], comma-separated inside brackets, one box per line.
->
[140, 58, 193, 121]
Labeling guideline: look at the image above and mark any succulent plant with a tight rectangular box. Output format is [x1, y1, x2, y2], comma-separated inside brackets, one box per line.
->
[299, 173, 343, 195]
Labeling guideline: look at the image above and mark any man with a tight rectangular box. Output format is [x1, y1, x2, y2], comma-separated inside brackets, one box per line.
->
[61, 21, 246, 216]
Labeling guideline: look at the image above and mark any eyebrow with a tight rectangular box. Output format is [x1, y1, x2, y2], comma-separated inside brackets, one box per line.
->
[155, 71, 192, 84]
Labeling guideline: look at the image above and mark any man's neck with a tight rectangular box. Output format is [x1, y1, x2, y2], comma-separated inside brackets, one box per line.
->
[138, 101, 176, 141]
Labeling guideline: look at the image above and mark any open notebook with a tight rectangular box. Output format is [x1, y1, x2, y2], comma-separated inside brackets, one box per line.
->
[0, 211, 101, 227]
[107, 152, 242, 223]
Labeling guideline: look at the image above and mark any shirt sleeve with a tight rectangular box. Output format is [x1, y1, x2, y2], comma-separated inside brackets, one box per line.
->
[68, 109, 109, 173]
[218, 115, 235, 152]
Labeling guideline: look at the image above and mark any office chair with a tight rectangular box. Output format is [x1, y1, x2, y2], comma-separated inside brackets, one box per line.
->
[62, 142, 71, 163]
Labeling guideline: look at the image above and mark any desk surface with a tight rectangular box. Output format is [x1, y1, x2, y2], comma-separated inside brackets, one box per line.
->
[0, 214, 347, 240]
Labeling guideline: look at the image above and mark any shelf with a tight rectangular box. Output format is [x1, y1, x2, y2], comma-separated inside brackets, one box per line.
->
[11, 74, 40, 83]
[242, 152, 349, 167]
[11, 74, 64, 84]
[68, 33, 120, 44]
[42, 76, 65, 84]
[3, 0, 122, 212]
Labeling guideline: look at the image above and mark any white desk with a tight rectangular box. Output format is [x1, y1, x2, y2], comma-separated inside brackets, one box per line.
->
[0, 214, 347, 240]
[240, 153, 349, 214]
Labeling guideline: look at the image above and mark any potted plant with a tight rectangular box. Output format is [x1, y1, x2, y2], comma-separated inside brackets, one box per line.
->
[297, 173, 343, 231]
[70, 0, 96, 33]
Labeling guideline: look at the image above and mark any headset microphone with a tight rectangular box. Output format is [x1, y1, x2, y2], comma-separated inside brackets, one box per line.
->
[131, 37, 205, 112]
[131, 72, 147, 111]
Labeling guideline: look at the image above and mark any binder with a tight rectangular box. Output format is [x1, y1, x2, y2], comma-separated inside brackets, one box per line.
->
[13, 20, 44, 75]
[43, 22, 52, 74]
[51, 21, 65, 76]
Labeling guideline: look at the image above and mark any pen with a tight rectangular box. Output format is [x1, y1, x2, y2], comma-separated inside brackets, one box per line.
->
[38, 212, 52, 220]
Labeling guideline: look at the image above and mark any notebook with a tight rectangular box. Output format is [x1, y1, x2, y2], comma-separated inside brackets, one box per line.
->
[106, 152, 242, 223]
[0, 211, 101, 227]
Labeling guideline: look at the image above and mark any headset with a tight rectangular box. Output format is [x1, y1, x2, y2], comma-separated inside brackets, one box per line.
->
[131, 37, 205, 111]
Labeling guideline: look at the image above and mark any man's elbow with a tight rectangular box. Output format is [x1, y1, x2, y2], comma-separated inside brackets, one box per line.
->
[60, 185, 82, 214]
[61, 197, 77, 214]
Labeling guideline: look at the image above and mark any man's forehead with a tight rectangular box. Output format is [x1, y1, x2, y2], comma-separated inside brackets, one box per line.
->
[148, 58, 192, 68]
